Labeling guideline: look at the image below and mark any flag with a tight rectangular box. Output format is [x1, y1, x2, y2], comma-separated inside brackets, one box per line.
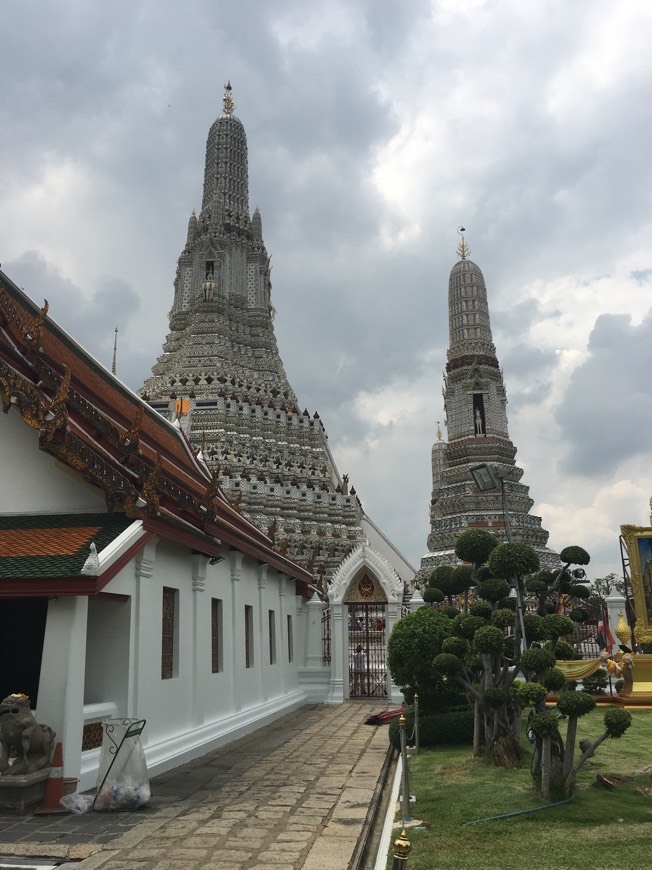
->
[597, 613, 616, 653]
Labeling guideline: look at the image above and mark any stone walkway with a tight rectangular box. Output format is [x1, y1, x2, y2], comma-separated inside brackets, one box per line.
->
[0, 702, 392, 869]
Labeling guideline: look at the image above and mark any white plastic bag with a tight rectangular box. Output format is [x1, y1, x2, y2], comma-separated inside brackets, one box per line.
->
[59, 792, 94, 814]
[94, 719, 150, 811]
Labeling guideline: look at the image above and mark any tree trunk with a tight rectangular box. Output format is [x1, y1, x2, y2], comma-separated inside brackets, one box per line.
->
[563, 716, 578, 782]
[473, 700, 482, 757]
[492, 733, 522, 768]
[541, 735, 551, 799]
[565, 731, 609, 795]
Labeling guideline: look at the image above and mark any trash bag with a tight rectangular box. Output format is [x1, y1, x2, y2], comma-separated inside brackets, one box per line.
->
[94, 718, 150, 811]
[60, 792, 94, 814]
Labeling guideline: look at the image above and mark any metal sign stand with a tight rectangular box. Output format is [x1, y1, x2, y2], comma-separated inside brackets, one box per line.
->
[92, 718, 146, 809]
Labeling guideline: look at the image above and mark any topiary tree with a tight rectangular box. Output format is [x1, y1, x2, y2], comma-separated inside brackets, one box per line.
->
[455, 529, 500, 611]
[428, 564, 468, 606]
[423, 586, 445, 605]
[556, 690, 595, 789]
[562, 708, 632, 795]
[391, 539, 627, 786]
[455, 528, 500, 567]
[387, 608, 458, 712]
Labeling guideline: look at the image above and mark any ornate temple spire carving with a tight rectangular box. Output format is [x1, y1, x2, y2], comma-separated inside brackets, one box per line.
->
[140, 92, 371, 582]
[222, 80, 235, 116]
[418, 239, 557, 581]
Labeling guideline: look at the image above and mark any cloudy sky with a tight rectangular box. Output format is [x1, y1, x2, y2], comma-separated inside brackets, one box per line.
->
[3, 0, 652, 582]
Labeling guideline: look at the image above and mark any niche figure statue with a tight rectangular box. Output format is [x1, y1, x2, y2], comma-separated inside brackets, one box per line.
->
[0, 694, 55, 775]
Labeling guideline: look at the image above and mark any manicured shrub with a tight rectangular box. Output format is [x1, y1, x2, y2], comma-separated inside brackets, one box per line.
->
[521, 647, 556, 675]
[474, 626, 506, 654]
[441, 636, 469, 657]
[542, 667, 569, 692]
[469, 601, 493, 620]
[541, 614, 574, 639]
[491, 608, 516, 629]
[529, 710, 559, 737]
[523, 614, 544, 641]
[423, 587, 445, 604]
[557, 690, 596, 718]
[453, 614, 487, 639]
[488, 542, 540, 579]
[569, 607, 588, 623]
[433, 653, 464, 676]
[388, 708, 474, 751]
[604, 708, 632, 738]
[548, 640, 577, 660]
[477, 578, 511, 603]
[560, 546, 590, 566]
[569, 584, 590, 600]
[516, 681, 547, 708]
[455, 528, 499, 566]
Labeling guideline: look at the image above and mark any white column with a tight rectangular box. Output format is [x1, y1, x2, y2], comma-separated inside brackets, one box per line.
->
[191, 553, 209, 725]
[385, 600, 404, 704]
[36, 596, 89, 779]
[326, 601, 346, 703]
[129, 538, 159, 717]
[410, 591, 425, 612]
[605, 591, 627, 646]
[303, 597, 324, 668]
[278, 574, 287, 696]
[230, 551, 243, 711]
[258, 565, 268, 701]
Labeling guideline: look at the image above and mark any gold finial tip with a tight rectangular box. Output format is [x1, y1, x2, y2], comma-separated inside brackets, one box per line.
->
[456, 226, 470, 260]
[222, 81, 235, 116]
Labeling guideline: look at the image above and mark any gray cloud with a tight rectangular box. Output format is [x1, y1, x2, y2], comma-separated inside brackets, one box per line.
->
[556, 310, 652, 474]
[2, 0, 652, 579]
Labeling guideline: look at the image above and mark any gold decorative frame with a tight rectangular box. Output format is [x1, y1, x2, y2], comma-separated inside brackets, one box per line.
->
[620, 524, 652, 645]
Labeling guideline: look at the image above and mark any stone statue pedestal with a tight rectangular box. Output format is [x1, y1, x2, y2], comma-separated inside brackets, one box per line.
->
[619, 654, 652, 706]
[0, 769, 50, 814]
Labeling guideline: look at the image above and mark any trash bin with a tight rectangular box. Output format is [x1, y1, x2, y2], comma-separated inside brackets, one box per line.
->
[93, 718, 150, 811]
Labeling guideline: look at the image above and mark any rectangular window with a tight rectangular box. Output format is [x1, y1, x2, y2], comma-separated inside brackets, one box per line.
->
[245, 605, 254, 668]
[161, 587, 178, 679]
[287, 614, 293, 663]
[211, 598, 223, 674]
[269, 610, 276, 665]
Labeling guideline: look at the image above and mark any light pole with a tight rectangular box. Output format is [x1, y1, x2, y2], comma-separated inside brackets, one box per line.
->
[469, 464, 513, 543]
[469, 463, 526, 652]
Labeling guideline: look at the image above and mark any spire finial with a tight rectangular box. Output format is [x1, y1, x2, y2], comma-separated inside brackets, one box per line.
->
[456, 226, 470, 260]
[222, 81, 235, 116]
[436, 421, 442, 441]
[111, 326, 118, 375]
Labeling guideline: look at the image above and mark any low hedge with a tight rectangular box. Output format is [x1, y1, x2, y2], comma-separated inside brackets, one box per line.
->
[388, 707, 474, 751]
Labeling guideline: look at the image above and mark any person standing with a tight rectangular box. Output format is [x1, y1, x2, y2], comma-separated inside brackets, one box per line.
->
[352, 645, 366, 697]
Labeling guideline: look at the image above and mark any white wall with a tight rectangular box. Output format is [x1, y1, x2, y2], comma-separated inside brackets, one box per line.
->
[78, 538, 308, 787]
[1, 408, 104, 514]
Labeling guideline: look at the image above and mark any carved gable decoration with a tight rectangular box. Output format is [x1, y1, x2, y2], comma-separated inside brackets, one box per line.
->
[343, 569, 386, 604]
[467, 360, 485, 392]
[329, 543, 403, 604]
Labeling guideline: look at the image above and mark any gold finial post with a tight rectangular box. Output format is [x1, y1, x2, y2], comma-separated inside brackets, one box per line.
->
[111, 326, 118, 375]
[222, 81, 235, 116]
[456, 225, 471, 260]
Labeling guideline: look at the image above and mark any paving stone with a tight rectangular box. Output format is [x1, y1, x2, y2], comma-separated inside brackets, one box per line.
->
[0, 704, 389, 869]
[256, 850, 303, 863]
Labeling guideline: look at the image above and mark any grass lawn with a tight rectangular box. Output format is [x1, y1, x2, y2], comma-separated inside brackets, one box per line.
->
[389, 709, 652, 870]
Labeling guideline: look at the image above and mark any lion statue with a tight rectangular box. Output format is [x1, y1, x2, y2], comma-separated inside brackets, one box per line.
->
[0, 694, 55, 776]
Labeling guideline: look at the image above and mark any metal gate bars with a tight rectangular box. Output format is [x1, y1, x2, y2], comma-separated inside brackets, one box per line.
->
[348, 603, 387, 698]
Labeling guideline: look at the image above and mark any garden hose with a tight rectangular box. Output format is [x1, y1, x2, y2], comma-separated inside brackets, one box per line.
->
[464, 796, 573, 825]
